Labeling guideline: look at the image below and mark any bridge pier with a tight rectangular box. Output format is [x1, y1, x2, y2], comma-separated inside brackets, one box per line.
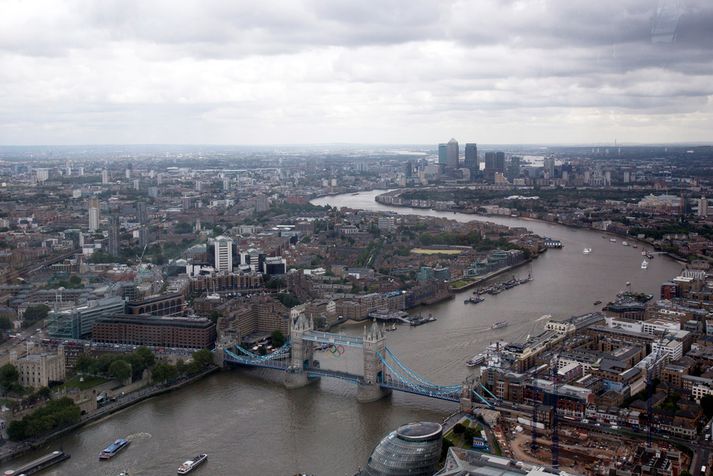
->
[357, 383, 391, 403]
[284, 368, 312, 389]
[213, 346, 226, 369]
[358, 321, 391, 403]
[284, 314, 316, 390]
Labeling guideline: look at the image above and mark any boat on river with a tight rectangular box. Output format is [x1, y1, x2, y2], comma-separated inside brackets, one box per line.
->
[641, 260, 649, 270]
[491, 321, 509, 330]
[3, 450, 70, 475]
[178, 454, 208, 474]
[100, 438, 130, 460]
[583, 248, 592, 254]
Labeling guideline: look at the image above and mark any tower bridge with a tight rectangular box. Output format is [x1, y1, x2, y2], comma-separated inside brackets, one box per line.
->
[219, 314, 493, 408]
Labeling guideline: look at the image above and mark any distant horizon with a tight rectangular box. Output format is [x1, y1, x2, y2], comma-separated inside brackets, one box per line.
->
[1, 141, 712, 149]
[2, 1, 712, 145]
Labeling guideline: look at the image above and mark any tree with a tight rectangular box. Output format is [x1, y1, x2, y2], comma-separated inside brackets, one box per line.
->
[0, 363, 19, 391]
[453, 423, 465, 434]
[133, 346, 155, 369]
[0, 316, 13, 330]
[152, 363, 178, 384]
[22, 304, 50, 327]
[108, 360, 132, 382]
[191, 349, 214, 370]
[701, 394, 713, 419]
[271, 330, 286, 348]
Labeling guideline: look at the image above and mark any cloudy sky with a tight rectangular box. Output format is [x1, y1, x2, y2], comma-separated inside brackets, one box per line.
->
[1, 0, 712, 145]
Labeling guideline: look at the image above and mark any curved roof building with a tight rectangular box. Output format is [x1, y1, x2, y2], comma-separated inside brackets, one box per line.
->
[363, 421, 443, 476]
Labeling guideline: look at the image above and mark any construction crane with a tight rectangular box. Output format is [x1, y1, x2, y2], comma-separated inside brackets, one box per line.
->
[647, 329, 669, 447]
[550, 354, 560, 472]
[136, 244, 148, 266]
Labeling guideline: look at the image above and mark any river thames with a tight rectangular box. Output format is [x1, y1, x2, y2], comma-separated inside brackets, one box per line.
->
[1, 190, 684, 476]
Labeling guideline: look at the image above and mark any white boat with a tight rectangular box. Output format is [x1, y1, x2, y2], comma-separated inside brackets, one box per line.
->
[609, 238, 617, 243]
[583, 248, 592, 255]
[641, 250, 647, 256]
[466, 354, 486, 367]
[641, 260, 648, 269]
[178, 454, 208, 474]
[622, 241, 629, 246]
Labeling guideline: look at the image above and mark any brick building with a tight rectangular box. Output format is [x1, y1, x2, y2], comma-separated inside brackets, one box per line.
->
[92, 314, 215, 349]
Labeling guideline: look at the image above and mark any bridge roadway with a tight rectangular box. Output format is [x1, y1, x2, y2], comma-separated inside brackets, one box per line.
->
[301, 331, 364, 348]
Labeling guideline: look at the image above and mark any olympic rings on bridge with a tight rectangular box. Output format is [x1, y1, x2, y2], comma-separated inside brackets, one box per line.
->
[328, 344, 346, 356]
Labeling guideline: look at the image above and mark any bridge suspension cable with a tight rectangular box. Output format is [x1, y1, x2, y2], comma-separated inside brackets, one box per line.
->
[383, 347, 461, 391]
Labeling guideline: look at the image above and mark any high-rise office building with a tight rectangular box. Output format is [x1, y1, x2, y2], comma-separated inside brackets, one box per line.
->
[495, 152, 505, 173]
[101, 169, 109, 184]
[403, 161, 413, 178]
[214, 236, 234, 273]
[108, 215, 120, 257]
[136, 201, 147, 225]
[437, 144, 447, 168]
[699, 196, 708, 217]
[464, 143, 478, 179]
[544, 156, 555, 178]
[446, 138, 459, 171]
[507, 156, 521, 181]
[88, 197, 100, 232]
[484, 151, 506, 182]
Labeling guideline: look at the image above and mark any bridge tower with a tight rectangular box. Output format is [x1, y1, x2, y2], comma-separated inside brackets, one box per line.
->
[357, 321, 392, 403]
[284, 313, 315, 389]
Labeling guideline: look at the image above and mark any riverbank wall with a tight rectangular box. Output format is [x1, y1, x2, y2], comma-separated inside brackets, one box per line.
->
[0, 366, 219, 465]
[374, 190, 691, 264]
[449, 258, 535, 293]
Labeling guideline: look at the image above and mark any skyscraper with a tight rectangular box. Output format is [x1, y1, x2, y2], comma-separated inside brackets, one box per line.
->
[464, 143, 478, 179]
[101, 169, 109, 184]
[437, 144, 447, 168]
[544, 156, 555, 178]
[699, 196, 708, 217]
[214, 236, 233, 273]
[88, 197, 100, 232]
[136, 201, 147, 225]
[495, 152, 505, 173]
[484, 151, 506, 182]
[108, 215, 120, 257]
[507, 156, 521, 181]
[446, 138, 459, 171]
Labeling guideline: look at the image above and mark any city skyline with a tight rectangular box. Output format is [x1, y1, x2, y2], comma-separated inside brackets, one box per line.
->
[1, 0, 713, 146]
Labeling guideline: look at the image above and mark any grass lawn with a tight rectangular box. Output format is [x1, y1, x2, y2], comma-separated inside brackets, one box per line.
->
[450, 279, 475, 289]
[411, 248, 463, 255]
[62, 375, 108, 390]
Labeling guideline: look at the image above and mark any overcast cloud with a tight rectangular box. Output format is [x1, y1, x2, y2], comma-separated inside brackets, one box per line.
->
[0, 0, 712, 145]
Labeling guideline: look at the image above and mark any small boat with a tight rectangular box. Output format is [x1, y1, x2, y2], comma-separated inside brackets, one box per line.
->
[641, 250, 647, 256]
[632, 244, 638, 248]
[178, 454, 208, 474]
[4, 450, 70, 475]
[641, 260, 648, 270]
[464, 296, 485, 304]
[609, 238, 617, 243]
[491, 321, 509, 330]
[100, 438, 130, 460]
[593, 300, 602, 306]
[626, 281, 631, 286]
[385, 323, 397, 332]
[583, 248, 592, 255]
[466, 354, 486, 367]
[622, 241, 629, 246]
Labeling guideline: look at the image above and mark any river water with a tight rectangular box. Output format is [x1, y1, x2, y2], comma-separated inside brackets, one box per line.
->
[1, 190, 683, 476]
